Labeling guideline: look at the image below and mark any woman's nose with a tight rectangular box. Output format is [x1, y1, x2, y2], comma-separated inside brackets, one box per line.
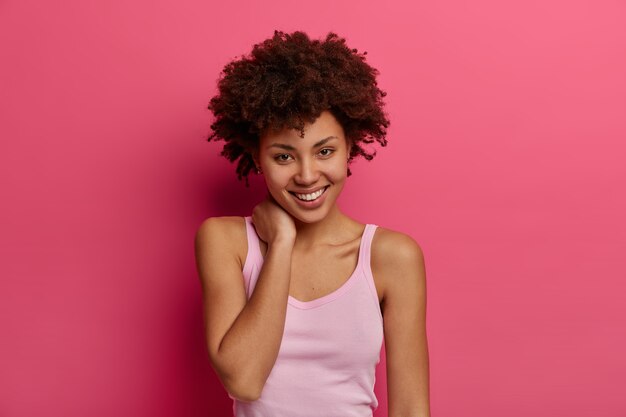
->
[294, 159, 320, 185]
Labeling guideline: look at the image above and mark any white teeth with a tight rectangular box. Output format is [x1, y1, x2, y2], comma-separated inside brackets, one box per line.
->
[295, 186, 326, 201]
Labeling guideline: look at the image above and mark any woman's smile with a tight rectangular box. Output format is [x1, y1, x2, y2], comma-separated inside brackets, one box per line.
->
[288, 185, 330, 208]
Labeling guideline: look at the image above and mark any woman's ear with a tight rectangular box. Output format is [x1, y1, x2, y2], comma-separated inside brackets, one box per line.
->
[345, 136, 353, 158]
[251, 150, 260, 168]
[250, 148, 261, 171]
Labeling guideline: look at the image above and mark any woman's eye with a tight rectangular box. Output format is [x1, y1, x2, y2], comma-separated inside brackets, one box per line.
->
[320, 148, 334, 156]
[275, 154, 292, 162]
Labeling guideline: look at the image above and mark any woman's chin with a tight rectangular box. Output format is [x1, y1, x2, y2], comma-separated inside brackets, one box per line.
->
[289, 208, 330, 225]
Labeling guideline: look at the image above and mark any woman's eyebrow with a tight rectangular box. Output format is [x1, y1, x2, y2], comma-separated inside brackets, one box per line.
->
[266, 136, 338, 150]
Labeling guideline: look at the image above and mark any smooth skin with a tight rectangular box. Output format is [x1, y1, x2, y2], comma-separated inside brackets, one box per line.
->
[194, 110, 430, 416]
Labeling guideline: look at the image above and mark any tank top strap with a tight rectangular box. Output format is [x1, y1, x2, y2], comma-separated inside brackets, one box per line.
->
[242, 216, 262, 279]
[360, 223, 378, 271]
[360, 223, 383, 324]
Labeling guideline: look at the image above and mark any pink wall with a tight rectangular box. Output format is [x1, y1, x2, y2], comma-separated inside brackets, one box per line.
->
[1, 0, 625, 416]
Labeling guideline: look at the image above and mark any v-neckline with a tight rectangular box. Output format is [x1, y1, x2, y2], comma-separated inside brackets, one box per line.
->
[255, 223, 369, 310]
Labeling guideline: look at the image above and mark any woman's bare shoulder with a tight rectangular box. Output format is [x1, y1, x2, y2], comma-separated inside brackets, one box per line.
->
[371, 226, 425, 302]
[196, 216, 248, 266]
[196, 215, 246, 237]
[371, 226, 423, 257]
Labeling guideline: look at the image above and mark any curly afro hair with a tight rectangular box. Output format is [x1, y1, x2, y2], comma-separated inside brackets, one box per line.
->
[207, 30, 390, 187]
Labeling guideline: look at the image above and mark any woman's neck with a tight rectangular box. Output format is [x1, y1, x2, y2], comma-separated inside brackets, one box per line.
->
[291, 204, 357, 249]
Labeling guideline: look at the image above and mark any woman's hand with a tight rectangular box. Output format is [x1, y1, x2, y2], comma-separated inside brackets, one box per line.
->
[251, 193, 297, 245]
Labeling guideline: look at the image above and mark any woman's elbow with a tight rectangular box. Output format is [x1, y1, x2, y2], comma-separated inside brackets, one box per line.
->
[227, 380, 261, 403]
[208, 342, 264, 402]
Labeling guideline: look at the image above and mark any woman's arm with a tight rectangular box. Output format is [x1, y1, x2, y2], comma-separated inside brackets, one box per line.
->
[373, 229, 430, 417]
[195, 217, 294, 402]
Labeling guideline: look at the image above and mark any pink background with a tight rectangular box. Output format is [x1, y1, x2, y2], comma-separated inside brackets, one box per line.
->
[1, 0, 625, 416]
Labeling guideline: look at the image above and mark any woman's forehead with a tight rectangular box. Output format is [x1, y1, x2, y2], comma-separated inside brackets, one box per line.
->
[261, 111, 344, 142]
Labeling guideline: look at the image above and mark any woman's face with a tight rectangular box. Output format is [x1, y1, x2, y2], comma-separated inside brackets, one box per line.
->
[255, 110, 351, 224]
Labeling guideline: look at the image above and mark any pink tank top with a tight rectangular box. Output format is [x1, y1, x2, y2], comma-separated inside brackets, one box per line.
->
[230, 216, 384, 417]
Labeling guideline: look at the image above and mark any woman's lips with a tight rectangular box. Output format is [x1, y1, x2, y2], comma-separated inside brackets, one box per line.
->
[288, 185, 330, 208]
[288, 185, 329, 194]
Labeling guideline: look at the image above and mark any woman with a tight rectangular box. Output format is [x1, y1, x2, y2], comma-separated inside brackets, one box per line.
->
[195, 30, 430, 417]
